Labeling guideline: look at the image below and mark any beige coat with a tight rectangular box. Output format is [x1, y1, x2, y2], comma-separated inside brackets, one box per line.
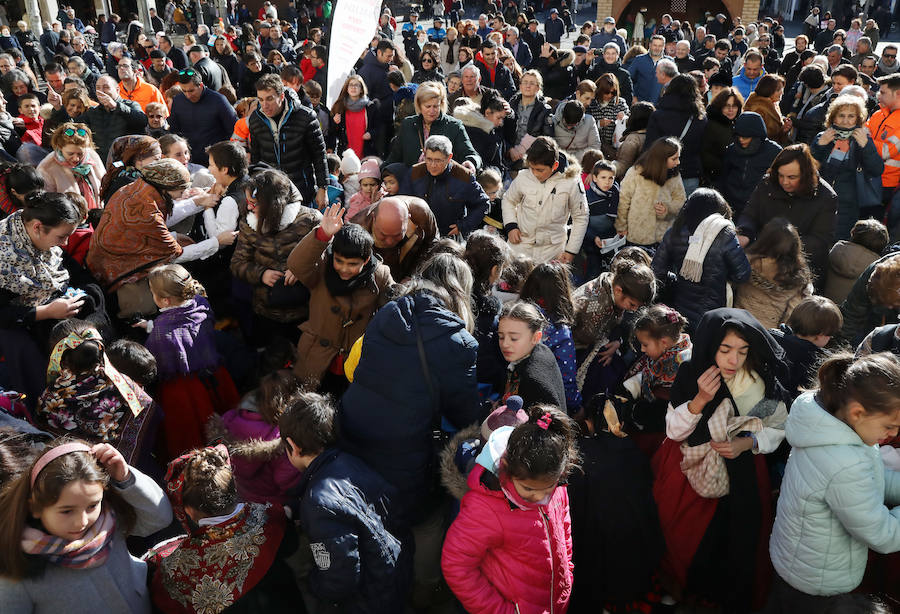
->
[734, 256, 811, 329]
[615, 130, 645, 180]
[824, 241, 881, 305]
[614, 166, 685, 246]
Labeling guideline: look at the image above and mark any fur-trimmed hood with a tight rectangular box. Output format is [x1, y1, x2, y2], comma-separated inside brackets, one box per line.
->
[205, 412, 286, 461]
[440, 423, 483, 500]
[452, 101, 496, 134]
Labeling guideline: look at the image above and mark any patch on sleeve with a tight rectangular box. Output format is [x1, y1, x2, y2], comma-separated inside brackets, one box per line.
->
[310, 542, 331, 570]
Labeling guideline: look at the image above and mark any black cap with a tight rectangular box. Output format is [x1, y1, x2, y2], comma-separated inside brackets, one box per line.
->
[708, 69, 732, 87]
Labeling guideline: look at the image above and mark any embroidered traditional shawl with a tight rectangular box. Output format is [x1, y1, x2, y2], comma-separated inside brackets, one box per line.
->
[0, 211, 69, 306]
[146, 446, 287, 614]
[626, 333, 692, 400]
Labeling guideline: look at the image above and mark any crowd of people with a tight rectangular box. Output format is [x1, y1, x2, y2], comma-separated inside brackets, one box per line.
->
[0, 1, 899, 613]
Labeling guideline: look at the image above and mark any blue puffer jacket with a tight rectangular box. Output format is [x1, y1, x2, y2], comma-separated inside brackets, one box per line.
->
[297, 447, 412, 613]
[770, 392, 900, 596]
[339, 290, 481, 529]
[716, 112, 782, 216]
[651, 220, 751, 330]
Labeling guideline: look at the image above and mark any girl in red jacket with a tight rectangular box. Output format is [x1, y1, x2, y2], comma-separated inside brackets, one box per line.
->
[442, 405, 579, 614]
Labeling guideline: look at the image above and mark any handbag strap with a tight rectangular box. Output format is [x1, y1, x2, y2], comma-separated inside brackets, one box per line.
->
[679, 116, 693, 140]
[414, 318, 442, 432]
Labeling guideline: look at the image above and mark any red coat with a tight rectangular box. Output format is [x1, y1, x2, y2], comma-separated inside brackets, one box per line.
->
[442, 464, 573, 614]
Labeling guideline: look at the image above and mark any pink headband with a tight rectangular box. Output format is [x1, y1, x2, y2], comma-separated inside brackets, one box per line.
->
[31, 442, 92, 487]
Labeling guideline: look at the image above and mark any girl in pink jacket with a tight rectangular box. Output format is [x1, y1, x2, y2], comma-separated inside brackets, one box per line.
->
[442, 405, 578, 614]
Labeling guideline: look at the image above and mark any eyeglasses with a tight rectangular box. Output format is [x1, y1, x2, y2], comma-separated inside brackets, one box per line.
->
[421, 58, 433, 63]
[143, 45, 155, 49]
[63, 128, 87, 137]
[178, 69, 196, 76]
[886, 54, 897, 59]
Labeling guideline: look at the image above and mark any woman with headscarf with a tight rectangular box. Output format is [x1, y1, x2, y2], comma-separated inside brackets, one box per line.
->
[36, 122, 105, 211]
[86, 158, 231, 318]
[98, 134, 162, 203]
[652, 308, 790, 612]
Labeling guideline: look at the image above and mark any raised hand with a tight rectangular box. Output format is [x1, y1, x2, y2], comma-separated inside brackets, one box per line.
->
[321, 203, 345, 237]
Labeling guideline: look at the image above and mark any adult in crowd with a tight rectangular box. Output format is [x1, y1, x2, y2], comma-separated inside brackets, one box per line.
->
[536, 45, 575, 102]
[453, 96, 509, 172]
[701, 87, 743, 184]
[411, 50, 444, 84]
[65, 56, 97, 98]
[839, 253, 900, 346]
[811, 94, 883, 241]
[339, 252, 480, 532]
[790, 65, 830, 145]
[230, 168, 321, 345]
[168, 69, 238, 167]
[590, 73, 630, 159]
[628, 34, 666, 104]
[504, 27, 532, 69]
[869, 73, 900, 229]
[98, 135, 163, 203]
[587, 43, 634, 106]
[716, 111, 783, 217]
[733, 50, 765, 100]
[249, 74, 328, 208]
[160, 35, 189, 70]
[476, 40, 515, 99]
[212, 36, 243, 89]
[117, 58, 166, 113]
[260, 24, 296, 63]
[644, 73, 708, 194]
[780, 34, 809, 76]
[405, 134, 490, 238]
[71, 35, 102, 74]
[86, 159, 226, 317]
[187, 45, 225, 91]
[672, 41, 696, 73]
[795, 64, 859, 147]
[448, 64, 492, 107]
[388, 82, 480, 170]
[329, 75, 379, 160]
[357, 40, 396, 156]
[35, 123, 104, 209]
[239, 52, 278, 99]
[743, 74, 792, 145]
[503, 69, 553, 166]
[738, 144, 837, 281]
[77, 75, 147, 160]
[591, 16, 627, 56]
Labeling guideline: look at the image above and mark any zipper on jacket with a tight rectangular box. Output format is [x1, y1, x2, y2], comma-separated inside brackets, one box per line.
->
[540, 509, 554, 614]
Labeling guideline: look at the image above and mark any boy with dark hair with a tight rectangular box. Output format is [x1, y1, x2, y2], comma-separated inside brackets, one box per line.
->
[16, 92, 43, 146]
[770, 295, 843, 399]
[280, 391, 410, 613]
[583, 159, 620, 277]
[106, 338, 158, 390]
[825, 218, 889, 304]
[286, 204, 393, 392]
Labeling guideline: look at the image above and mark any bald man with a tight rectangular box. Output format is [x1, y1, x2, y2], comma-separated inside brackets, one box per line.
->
[350, 195, 438, 280]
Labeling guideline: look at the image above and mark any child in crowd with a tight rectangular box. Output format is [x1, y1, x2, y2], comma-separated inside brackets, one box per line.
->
[345, 158, 384, 220]
[622, 305, 692, 447]
[304, 79, 330, 138]
[339, 148, 361, 200]
[497, 301, 566, 410]
[215, 370, 302, 505]
[502, 136, 588, 265]
[616, 136, 686, 249]
[579, 148, 604, 190]
[615, 101, 654, 180]
[324, 153, 343, 207]
[519, 262, 581, 414]
[477, 167, 504, 235]
[770, 295, 842, 400]
[285, 204, 393, 392]
[380, 162, 404, 197]
[146, 445, 301, 613]
[653, 308, 789, 612]
[574, 255, 656, 398]
[442, 405, 578, 614]
[768, 353, 900, 613]
[552, 100, 602, 161]
[463, 230, 509, 392]
[106, 338, 158, 392]
[17, 93, 43, 146]
[36, 319, 158, 468]
[825, 218, 889, 305]
[583, 159, 620, 279]
[568, 393, 665, 613]
[138, 264, 239, 459]
[280, 391, 410, 612]
[204, 140, 249, 241]
[493, 252, 535, 303]
[735, 218, 812, 329]
[0, 440, 172, 611]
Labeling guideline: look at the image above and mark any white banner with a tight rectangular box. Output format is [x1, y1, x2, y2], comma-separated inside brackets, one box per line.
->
[325, 0, 382, 108]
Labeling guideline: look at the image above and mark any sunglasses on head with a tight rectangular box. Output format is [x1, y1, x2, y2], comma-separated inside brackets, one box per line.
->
[178, 69, 196, 76]
[63, 127, 87, 137]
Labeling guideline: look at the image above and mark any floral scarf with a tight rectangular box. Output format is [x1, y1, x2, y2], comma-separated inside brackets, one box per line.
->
[145, 446, 287, 614]
[21, 508, 116, 569]
[54, 149, 99, 211]
[0, 211, 69, 306]
[625, 332, 692, 400]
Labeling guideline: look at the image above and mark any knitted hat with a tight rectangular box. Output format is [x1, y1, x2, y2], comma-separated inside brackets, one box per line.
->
[359, 158, 381, 181]
[708, 69, 732, 87]
[340, 149, 361, 175]
[140, 158, 191, 190]
[480, 396, 527, 441]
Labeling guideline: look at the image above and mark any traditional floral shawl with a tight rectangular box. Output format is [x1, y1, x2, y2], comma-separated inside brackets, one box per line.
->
[0, 210, 69, 306]
[625, 332, 692, 400]
[145, 446, 287, 614]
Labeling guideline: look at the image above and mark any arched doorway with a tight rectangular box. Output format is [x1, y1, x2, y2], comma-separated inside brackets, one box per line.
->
[614, 0, 735, 37]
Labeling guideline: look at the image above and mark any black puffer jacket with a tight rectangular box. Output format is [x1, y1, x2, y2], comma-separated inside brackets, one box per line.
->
[503, 92, 553, 146]
[536, 55, 576, 101]
[586, 59, 634, 105]
[716, 112, 782, 216]
[248, 93, 328, 202]
[652, 221, 752, 330]
[644, 93, 708, 179]
[700, 105, 735, 183]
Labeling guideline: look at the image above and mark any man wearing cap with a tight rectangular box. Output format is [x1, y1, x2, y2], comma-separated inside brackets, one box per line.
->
[147, 50, 176, 87]
[168, 69, 237, 166]
[544, 9, 564, 46]
[188, 45, 225, 91]
[587, 42, 633, 104]
[505, 27, 533, 68]
[118, 58, 167, 112]
[427, 17, 447, 43]
[708, 13, 728, 38]
[521, 19, 545, 61]
[590, 17, 626, 56]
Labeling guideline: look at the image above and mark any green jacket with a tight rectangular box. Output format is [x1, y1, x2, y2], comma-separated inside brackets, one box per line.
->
[770, 392, 900, 596]
[386, 112, 481, 169]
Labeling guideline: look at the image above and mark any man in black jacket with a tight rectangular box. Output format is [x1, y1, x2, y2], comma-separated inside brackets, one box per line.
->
[77, 75, 147, 159]
[476, 40, 515, 99]
[187, 45, 225, 91]
[249, 74, 328, 208]
[159, 35, 189, 70]
[280, 392, 411, 613]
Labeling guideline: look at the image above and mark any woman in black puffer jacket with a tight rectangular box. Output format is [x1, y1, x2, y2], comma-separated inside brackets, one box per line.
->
[651, 188, 751, 331]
